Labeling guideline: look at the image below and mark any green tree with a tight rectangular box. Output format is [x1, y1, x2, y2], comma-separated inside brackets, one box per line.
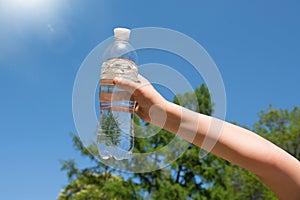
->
[125, 84, 213, 199]
[58, 168, 137, 200]
[58, 133, 140, 200]
[98, 111, 121, 146]
[254, 105, 300, 160]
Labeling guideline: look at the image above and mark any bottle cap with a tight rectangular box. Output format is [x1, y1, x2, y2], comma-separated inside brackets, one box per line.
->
[114, 27, 131, 41]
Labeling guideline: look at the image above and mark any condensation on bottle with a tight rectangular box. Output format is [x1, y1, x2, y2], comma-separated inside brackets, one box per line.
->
[97, 28, 138, 160]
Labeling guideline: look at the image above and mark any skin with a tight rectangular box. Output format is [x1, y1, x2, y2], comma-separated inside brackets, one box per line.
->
[113, 75, 300, 200]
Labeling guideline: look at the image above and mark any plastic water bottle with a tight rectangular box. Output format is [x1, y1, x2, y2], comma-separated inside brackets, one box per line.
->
[97, 28, 138, 160]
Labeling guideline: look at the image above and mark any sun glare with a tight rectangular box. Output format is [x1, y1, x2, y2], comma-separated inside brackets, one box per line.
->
[11, 0, 46, 10]
[1, 0, 59, 21]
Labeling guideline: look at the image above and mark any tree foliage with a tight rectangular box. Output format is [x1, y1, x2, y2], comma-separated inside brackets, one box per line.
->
[59, 84, 299, 199]
[254, 105, 300, 160]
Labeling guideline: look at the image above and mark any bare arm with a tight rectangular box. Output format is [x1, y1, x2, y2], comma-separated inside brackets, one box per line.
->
[113, 76, 300, 200]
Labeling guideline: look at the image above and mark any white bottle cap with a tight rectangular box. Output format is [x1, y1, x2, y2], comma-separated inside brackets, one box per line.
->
[114, 27, 131, 41]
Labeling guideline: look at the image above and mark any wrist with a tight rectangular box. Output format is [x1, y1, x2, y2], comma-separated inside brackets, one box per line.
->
[148, 100, 170, 128]
[159, 101, 182, 134]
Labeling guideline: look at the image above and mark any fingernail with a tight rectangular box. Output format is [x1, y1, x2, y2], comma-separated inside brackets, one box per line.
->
[113, 77, 121, 85]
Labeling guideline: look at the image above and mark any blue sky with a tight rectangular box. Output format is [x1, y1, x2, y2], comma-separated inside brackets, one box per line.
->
[0, 0, 299, 199]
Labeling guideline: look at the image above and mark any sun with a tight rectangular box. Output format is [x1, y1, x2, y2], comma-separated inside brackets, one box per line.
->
[11, 0, 46, 10]
[1, 0, 58, 19]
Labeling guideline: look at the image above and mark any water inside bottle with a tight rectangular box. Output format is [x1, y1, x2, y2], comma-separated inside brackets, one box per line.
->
[97, 58, 137, 160]
[100, 58, 138, 81]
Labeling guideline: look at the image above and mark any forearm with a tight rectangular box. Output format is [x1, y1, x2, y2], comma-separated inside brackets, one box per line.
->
[154, 101, 300, 199]
[211, 122, 300, 199]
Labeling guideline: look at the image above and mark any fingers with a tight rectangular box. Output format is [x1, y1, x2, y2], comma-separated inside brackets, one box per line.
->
[113, 77, 138, 93]
[113, 75, 150, 92]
